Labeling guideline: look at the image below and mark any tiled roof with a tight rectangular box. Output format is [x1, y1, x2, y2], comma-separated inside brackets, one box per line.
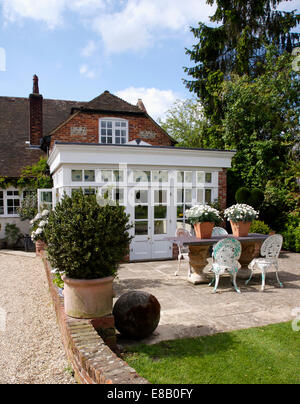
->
[81, 91, 144, 114]
[0, 96, 85, 177]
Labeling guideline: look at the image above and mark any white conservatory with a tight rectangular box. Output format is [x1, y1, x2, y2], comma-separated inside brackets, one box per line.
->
[42, 142, 235, 261]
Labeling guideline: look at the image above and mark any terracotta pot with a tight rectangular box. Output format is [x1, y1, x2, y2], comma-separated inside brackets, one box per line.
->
[230, 221, 251, 237]
[194, 222, 214, 239]
[62, 275, 114, 319]
[36, 240, 46, 256]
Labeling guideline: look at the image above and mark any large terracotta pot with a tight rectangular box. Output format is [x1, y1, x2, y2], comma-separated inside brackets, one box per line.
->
[62, 275, 114, 319]
[36, 240, 46, 256]
[230, 221, 251, 237]
[194, 222, 214, 239]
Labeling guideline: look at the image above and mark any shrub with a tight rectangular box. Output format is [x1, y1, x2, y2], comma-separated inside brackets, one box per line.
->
[249, 220, 271, 235]
[282, 225, 300, 252]
[5, 223, 22, 248]
[235, 187, 251, 204]
[248, 188, 264, 210]
[17, 192, 38, 221]
[45, 190, 132, 280]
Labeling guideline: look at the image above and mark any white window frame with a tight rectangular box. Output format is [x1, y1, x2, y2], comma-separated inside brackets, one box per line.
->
[0, 188, 21, 217]
[99, 118, 129, 145]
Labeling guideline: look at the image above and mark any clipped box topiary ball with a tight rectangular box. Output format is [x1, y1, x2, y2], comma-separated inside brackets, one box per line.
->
[113, 291, 161, 339]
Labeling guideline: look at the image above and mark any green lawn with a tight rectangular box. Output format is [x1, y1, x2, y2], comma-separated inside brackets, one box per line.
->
[123, 322, 300, 384]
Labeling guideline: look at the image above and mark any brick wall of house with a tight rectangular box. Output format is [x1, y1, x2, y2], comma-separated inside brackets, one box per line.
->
[218, 168, 227, 210]
[50, 112, 173, 149]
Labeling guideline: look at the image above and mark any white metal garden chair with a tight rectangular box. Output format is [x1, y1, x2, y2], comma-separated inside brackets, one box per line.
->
[212, 227, 228, 237]
[174, 228, 193, 277]
[209, 237, 242, 294]
[246, 234, 283, 292]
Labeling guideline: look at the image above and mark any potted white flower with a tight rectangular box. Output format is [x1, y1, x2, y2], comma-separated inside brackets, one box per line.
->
[224, 204, 259, 237]
[30, 209, 49, 255]
[185, 204, 222, 239]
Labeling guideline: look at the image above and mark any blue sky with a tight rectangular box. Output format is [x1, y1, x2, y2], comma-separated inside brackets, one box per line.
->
[0, 0, 299, 120]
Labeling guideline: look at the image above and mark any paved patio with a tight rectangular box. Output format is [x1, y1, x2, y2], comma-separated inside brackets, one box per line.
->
[114, 252, 300, 346]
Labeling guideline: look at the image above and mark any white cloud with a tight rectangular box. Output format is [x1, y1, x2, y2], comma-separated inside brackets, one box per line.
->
[79, 64, 96, 79]
[92, 0, 216, 53]
[81, 40, 97, 57]
[116, 86, 180, 121]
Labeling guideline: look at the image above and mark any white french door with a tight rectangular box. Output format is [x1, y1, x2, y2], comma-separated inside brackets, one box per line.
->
[129, 187, 172, 261]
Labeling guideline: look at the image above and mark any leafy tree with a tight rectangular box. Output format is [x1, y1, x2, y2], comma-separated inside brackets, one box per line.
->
[159, 99, 224, 149]
[184, 0, 299, 124]
[222, 48, 300, 188]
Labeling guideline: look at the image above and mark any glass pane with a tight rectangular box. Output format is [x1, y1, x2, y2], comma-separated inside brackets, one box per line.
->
[135, 205, 148, 220]
[205, 189, 212, 204]
[177, 189, 184, 204]
[121, 137, 126, 144]
[135, 221, 148, 236]
[84, 170, 95, 182]
[185, 189, 192, 204]
[134, 170, 150, 182]
[7, 199, 13, 206]
[101, 136, 106, 144]
[185, 172, 193, 183]
[107, 137, 113, 144]
[152, 170, 168, 183]
[197, 189, 204, 204]
[154, 205, 167, 219]
[177, 171, 184, 183]
[0, 191, 3, 214]
[154, 190, 167, 204]
[101, 121, 106, 128]
[154, 220, 167, 235]
[121, 122, 126, 127]
[72, 170, 82, 182]
[101, 170, 112, 182]
[177, 205, 184, 219]
[41, 192, 52, 203]
[113, 170, 124, 183]
[197, 171, 205, 183]
[115, 137, 120, 144]
[114, 188, 124, 204]
[135, 190, 148, 204]
[205, 173, 212, 183]
[107, 122, 112, 128]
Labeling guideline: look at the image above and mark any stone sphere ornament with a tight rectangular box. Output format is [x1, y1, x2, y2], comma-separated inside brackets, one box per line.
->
[113, 291, 161, 339]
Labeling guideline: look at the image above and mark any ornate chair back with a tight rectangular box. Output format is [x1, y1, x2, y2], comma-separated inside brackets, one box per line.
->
[213, 237, 242, 268]
[175, 228, 193, 253]
[260, 234, 283, 259]
[212, 227, 228, 236]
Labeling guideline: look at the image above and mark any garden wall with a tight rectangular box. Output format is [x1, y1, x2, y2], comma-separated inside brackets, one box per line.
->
[42, 254, 149, 385]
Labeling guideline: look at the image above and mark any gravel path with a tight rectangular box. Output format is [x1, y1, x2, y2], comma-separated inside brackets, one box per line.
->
[0, 253, 75, 384]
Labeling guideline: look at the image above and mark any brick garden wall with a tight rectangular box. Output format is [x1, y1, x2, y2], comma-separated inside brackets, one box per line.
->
[42, 255, 148, 385]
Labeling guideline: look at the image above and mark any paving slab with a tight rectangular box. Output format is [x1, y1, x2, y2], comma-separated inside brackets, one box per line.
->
[114, 252, 300, 346]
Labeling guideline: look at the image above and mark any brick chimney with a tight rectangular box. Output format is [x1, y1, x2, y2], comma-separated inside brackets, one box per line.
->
[29, 74, 43, 145]
[137, 98, 147, 113]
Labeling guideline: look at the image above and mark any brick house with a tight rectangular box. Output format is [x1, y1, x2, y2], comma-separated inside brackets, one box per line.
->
[0, 75, 234, 260]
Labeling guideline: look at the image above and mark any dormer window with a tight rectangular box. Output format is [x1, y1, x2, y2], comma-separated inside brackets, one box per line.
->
[99, 118, 128, 144]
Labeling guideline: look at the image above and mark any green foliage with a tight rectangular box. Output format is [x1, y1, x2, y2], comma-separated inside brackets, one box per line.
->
[53, 272, 64, 289]
[235, 187, 264, 210]
[249, 220, 272, 235]
[17, 192, 38, 221]
[184, 1, 299, 124]
[45, 189, 133, 280]
[17, 158, 52, 190]
[4, 223, 22, 247]
[282, 225, 300, 252]
[235, 187, 251, 204]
